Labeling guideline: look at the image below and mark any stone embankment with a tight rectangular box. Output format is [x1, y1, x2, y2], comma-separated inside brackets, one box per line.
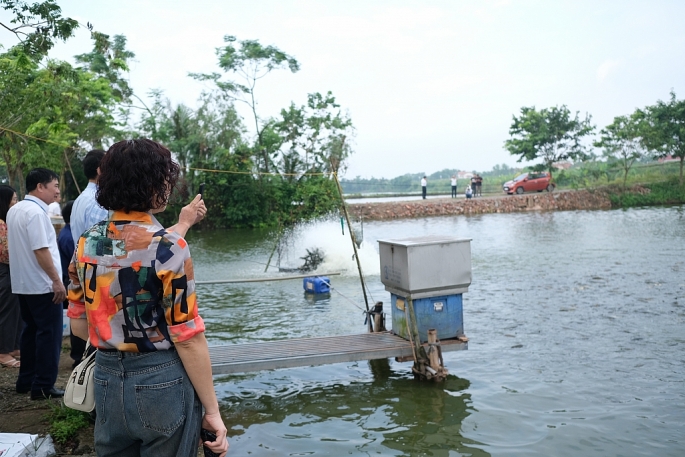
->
[348, 189, 613, 221]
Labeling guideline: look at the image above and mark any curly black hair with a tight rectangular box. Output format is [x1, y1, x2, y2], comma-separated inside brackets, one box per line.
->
[96, 139, 180, 213]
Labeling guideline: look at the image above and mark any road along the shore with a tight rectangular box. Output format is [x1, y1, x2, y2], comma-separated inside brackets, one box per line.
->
[346, 189, 613, 221]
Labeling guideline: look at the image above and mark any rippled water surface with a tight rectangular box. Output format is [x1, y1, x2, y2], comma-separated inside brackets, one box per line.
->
[186, 205, 685, 456]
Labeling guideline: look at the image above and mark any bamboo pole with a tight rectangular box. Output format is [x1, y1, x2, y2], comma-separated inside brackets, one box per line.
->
[332, 170, 371, 331]
[406, 297, 427, 363]
[64, 149, 81, 194]
[264, 222, 282, 273]
[195, 272, 341, 285]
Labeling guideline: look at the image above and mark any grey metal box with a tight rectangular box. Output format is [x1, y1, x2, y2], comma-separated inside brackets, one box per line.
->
[378, 236, 471, 299]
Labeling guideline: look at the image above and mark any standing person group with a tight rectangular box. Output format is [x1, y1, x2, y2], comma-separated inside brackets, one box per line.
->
[1, 141, 229, 456]
[469, 174, 483, 197]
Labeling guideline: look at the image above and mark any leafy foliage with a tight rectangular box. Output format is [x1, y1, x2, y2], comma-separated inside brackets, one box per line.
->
[594, 114, 646, 188]
[638, 91, 685, 184]
[608, 178, 685, 208]
[0, 0, 79, 56]
[505, 105, 595, 175]
[190, 35, 301, 173]
[46, 403, 90, 444]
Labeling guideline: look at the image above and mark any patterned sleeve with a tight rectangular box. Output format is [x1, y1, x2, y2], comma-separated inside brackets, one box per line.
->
[155, 231, 205, 343]
[0, 220, 8, 264]
[66, 236, 86, 319]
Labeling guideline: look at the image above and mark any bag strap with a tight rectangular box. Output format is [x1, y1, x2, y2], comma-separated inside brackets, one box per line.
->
[81, 338, 95, 360]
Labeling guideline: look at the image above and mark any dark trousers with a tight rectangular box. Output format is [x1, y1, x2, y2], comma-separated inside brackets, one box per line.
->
[16, 293, 62, 392]
[0, 263, 21, 353]
[63, 299, 87, 365]
[422, 186, 427, 199]
[70, 327, 87, 365]
[451, 185, 457, 198]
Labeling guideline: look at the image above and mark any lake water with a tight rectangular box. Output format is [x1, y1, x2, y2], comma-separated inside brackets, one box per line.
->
[186, 205, 685, 456]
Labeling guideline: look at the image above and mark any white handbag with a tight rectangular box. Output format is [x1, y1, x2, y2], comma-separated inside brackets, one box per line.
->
[63, 341, 96, 412]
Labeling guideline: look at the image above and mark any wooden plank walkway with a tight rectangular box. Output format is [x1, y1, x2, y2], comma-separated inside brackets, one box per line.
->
[208, 332, 467, 375]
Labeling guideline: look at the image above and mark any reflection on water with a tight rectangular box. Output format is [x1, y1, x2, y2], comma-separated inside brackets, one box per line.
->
[187, 205, 685, 456]
[215, 359, 486, 457]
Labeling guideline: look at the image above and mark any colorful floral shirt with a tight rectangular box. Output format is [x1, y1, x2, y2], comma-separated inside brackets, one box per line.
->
[0, 220, 8, 264]
[67, 210, 205, 352]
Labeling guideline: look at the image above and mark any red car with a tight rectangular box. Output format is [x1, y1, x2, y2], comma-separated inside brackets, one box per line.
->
[502, 172, 555, 195]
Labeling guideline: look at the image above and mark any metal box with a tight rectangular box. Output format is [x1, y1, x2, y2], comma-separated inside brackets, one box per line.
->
[391, 293, 463, 342]
[378, 236, 471, 299]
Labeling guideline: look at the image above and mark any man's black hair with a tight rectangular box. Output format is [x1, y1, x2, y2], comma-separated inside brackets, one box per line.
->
[83, 149, 106, 180]
[62, 200, 74, 224]
[26, 168, 59, 192]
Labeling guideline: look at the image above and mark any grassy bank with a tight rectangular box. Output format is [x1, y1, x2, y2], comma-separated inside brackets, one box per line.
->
[608, 178, 685, 207]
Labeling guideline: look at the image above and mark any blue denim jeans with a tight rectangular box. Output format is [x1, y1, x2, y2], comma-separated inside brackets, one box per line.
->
[93, 348, 203, 457]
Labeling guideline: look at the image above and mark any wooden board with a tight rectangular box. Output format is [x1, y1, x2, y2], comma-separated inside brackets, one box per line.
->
[208, 332, 467, 375]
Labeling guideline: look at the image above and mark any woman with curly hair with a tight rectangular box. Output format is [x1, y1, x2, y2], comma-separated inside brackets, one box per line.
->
[68, 139, 228, 457]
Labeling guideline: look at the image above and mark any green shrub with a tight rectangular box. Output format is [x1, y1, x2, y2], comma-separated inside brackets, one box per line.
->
[46, 404, 91, 444]
[609, 178, 685, 207]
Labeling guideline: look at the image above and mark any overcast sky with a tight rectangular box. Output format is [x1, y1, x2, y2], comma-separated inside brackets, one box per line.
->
[3, 0, 684, 179]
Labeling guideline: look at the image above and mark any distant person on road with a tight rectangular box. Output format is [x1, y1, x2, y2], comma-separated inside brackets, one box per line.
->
[451, 175, 457, 198]
[421, 176, 427, 199]
[475, 174, 483, 197]
[465, 185, 473, 199]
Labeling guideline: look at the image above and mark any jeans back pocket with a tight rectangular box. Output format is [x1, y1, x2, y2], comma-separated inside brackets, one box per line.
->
[135, 377, 186, 435]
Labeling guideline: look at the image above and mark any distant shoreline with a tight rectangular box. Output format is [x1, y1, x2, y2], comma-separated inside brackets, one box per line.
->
[346, 189, 613, 221]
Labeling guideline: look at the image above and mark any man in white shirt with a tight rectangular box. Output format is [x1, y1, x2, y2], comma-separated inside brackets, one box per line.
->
[421, 176, 427, 200]
[451, 175, 457, 198]
[47, 201, 61, 217]
[8, 168, 66, 400]
[70, 149, 108, 245]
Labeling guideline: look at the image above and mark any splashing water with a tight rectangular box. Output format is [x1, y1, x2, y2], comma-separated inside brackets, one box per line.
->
[277, 217, 380, 277]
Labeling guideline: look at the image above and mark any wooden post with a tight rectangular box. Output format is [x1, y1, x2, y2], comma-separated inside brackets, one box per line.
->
[427, 329, 440, 371]
[427, 328, 448, 381]
[372, 301, 385, 333]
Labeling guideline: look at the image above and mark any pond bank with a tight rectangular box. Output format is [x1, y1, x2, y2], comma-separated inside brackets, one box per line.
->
[348, 188, 616, 221]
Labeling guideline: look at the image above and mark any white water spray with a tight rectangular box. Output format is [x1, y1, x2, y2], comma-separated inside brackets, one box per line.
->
[277, 217, 380, 277]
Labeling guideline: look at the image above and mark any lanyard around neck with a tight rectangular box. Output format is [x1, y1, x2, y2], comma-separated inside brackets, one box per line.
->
[26, 198, 47, 214]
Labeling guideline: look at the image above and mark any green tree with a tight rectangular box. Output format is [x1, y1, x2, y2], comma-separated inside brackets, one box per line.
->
[190, 35, 300, 173]
[639, 91, 685, 184]
[0, 0, 78, 56]
[75, 33, 135, 103]
[594, 114, 645, 189]
[505, 105, 595, 176]
[274, 91, 354, 177]
[0, 47, 119, 194]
